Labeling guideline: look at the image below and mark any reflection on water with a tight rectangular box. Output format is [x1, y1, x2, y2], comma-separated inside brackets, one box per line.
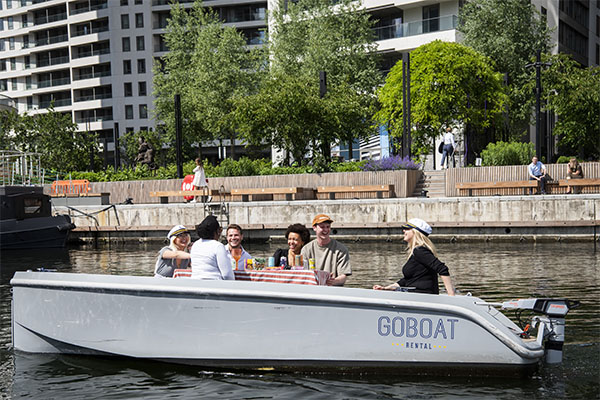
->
[1, 242, 599, 399]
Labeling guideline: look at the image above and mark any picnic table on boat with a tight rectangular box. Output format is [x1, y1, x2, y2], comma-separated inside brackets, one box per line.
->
[173, 269, 330, 285]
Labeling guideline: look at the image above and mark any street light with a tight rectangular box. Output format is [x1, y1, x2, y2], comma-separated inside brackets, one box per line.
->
[525, 51, 551, 160]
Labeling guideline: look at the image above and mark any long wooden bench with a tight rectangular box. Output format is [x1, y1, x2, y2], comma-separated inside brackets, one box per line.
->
[230, 187, 311, 202]
[558, 178, 600, 193]
[456, 181, 539, 196]
[149, 189, 226, 204]
[316, 184, 395, 200]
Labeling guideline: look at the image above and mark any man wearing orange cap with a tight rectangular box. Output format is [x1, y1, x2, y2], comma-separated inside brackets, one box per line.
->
[301, 214, 351, 286]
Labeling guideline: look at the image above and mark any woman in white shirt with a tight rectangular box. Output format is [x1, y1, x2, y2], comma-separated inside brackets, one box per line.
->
[440, 127, 456, 169]
[190, 215, 234, 280]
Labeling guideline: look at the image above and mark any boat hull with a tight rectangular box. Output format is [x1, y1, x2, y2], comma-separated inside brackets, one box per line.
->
[11, 272, 543, 374]
[1, 215, 74, 249]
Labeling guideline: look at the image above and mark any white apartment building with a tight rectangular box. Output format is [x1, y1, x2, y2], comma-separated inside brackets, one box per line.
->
[0, 0, 267, 164]
[1, 0, 598, 164]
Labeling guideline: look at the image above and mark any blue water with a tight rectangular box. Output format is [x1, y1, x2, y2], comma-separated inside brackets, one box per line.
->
[1, 242, 599, 399]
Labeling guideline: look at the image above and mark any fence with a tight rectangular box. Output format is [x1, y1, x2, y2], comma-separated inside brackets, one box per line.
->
[446, 162, 600, 197]
[67, 170, 422, 204]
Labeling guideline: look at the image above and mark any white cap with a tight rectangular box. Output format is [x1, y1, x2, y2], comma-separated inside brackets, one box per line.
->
[167, 225, 189, 239]
[401, 218, 432, 236]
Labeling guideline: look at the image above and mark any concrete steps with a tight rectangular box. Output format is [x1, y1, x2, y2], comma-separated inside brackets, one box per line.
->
[412, 170, 446, 198]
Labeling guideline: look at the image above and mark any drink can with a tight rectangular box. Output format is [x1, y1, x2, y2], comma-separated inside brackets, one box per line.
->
[280, 256, 287, 267]
[231, 258, 237, 271]
[294, 255, 301, 267]
[247, 258, 253, 270]
[268, 257, 275, 268]
[309, 258, 315, 270]
[303, 259, 309, 270]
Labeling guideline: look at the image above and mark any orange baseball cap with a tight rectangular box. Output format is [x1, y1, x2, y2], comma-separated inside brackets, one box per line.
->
[312, 214, 333, 226]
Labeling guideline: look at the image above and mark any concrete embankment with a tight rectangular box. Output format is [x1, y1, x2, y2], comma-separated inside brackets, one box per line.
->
[59, 194, 600, 244]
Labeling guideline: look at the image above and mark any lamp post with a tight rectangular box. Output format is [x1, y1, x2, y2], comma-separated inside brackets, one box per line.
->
[525, 51, 551, 159]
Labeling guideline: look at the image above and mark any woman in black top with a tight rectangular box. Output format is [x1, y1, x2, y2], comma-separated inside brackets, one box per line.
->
[273, 223, 311, 267]
[373, 218, 455, 295]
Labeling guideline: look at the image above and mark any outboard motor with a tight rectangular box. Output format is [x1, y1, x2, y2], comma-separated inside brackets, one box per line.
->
[501, 298, 579, 364]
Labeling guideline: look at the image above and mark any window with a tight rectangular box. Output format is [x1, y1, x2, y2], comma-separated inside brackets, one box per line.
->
[10, 57, 15, 70]
[138, 81, 147, 96]
[0, 79, 7, 91]
[7, 0, 12, 9]
[136, 36, 144, 51]
[25, 76, 31, 89]
[122, 37, 130, 52]
[9, 37, 14, 50]
[139, 104, 147, 119]
[24, 55, 30, 69]
[121, 14, 129, 29]
[135, 0, 142, 4]
[124, 82, 132, 96]
[0, 18, 3, 31]
[137, 58, 145, 73]
[27, 96, 33, 110]
[0, 60, 5, 71]
[125, 105, 133, 119]
[7, 17, 13, 30]
[23, 35, 29, 49]
[125, 127, 134, 133]
[121, 0, 128, 5]
[135, 13, 143, 28]
[21, 14, 27, 28]
[422, 4, 440, 33]
[11, 78, 17, 90]
[123, 59, 131, 74]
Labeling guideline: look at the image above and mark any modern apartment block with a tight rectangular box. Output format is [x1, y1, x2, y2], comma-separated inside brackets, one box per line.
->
[0, 0, 266, 163]
[1, 0, 598, 164]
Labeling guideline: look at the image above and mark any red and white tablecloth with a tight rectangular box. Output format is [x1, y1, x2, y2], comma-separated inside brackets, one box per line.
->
[173, 269, 330, 286]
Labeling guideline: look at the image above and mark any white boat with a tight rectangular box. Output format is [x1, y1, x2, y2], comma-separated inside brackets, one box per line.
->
[10, 271, 576, 375]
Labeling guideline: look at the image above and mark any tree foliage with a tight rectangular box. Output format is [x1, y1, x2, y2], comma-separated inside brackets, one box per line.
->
[153, 0, 262, 159]
[480, 141, 535, 166]
[536, 54, 600, 159]
[458, 0, 551, 138]
[0, 107, 98, 172]
[236, 0, 381, 167]
[376, 40, 506, 156]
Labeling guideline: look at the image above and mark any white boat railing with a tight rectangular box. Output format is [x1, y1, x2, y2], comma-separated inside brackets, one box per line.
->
[0, 150, 45, 186]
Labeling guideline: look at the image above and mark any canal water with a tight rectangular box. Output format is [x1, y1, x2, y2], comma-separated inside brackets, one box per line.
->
[1, 241, 598, 399]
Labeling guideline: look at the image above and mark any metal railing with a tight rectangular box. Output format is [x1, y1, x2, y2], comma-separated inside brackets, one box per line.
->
[373, 14, 457, 41]
[0, 150, 45, 186]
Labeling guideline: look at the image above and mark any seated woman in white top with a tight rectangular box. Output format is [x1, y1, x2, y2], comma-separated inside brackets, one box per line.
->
[190, 215, 234, 280]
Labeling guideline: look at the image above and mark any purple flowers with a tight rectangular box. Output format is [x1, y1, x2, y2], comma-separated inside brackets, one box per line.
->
[360, 155, 421, 171]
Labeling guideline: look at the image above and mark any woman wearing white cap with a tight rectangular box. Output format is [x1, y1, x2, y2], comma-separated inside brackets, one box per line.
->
[373, 218, 455, 295]
[154, 225, 192, 277]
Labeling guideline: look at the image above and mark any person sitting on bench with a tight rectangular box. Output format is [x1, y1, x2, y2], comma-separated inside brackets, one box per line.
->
[528, 156, 548, 195]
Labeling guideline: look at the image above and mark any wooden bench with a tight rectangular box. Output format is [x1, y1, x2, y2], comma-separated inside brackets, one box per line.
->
[230, 187, 310, 202]
[149, 189, 226, 204]
[558, 178, 600, 193]
[316, 184, 395, 200]
[456, 181, 539, 196]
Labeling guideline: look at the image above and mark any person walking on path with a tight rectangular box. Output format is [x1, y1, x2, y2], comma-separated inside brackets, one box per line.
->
[440, 127, 455, 169]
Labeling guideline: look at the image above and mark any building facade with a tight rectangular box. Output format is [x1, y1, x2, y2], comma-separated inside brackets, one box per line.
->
[1, 0, 598, 164]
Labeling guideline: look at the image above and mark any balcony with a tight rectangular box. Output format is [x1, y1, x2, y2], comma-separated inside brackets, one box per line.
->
[34, 12, 68, 26]
[35, 34, 68, 47]
[39, 98, 71, 108]
[373, 14, 457, 41]
[38, 77, 70, 88]
[37, 56, 69, 67]
[71, 1, 108, 16]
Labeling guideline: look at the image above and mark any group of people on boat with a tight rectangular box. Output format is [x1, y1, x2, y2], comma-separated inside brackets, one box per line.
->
[154, 213, 455, 295]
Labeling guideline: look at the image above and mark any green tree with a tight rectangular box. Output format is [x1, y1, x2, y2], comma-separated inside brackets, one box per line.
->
[1, 107, 97, 172]
[153, 0, 261, 160]
[535, 54, 600, 159]
[376, 40, 506, 157]
[237, 0, 381, 167]
[458, 0, 551, 138]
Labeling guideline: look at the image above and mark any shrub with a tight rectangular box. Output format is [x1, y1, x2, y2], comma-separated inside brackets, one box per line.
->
[360, 155, 421, 171]
[480, 141, 535, 166]
[556, 155, 583, 164]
